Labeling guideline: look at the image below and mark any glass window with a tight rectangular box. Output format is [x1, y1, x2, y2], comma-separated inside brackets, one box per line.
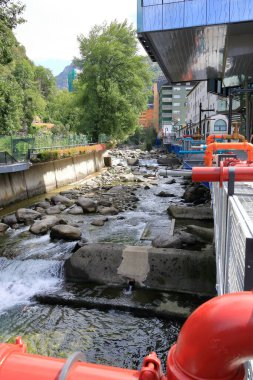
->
[173, 95, 181, 98]
[173, 102, 180, 106]
[214, 119, 227, 132]
[173, 87, 181, 91]
[173, 110, 180, 114]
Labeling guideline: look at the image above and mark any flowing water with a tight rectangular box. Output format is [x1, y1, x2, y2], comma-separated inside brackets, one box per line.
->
[0, 157, 203, 370]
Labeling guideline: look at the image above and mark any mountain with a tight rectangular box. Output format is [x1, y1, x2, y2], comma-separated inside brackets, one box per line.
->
[55, 64, 75, 90]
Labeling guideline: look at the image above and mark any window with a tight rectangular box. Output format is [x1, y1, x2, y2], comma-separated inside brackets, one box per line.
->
[173, 95, 181, 99]
[173, 87, 181, 91]
[162, 91, 172, 95]
[163, 98, 172, 102]
[173, 110, 180, 114]
[214, 119, 227, 132]
[162, 105, 172, 110]
[173, 103, 180, 106]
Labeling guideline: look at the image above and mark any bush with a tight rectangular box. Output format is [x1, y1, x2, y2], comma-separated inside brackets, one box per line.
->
[37, 150, 59, 162]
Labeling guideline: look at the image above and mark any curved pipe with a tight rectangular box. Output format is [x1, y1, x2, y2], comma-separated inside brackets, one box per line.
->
[204, 142, 253, 166]
[167, 292, 253, 380]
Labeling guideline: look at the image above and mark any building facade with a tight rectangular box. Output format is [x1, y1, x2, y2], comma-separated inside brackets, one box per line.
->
[186, 81, 228, 136]
[158, 78, 193, 133]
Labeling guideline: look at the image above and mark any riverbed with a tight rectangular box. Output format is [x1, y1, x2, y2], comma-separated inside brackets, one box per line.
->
[0, 150, 211, 370]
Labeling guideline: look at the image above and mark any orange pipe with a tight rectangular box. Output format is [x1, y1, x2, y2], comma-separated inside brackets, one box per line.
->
[192, 166, 253, 182]
[0, 339, 163, 380]
[204, 142, 253, 166]
[167, 292, 253, 380]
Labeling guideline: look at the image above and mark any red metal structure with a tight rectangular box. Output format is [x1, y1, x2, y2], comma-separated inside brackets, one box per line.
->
[204, 142, 253, 166]
[0, 292, 252, 380]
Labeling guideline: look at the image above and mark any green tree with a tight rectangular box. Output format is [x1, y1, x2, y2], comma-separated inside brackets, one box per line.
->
[46, 89, 81, 130]
[75, 20, 152, 142]
[34, 65, 56, 100]
[0, 0, 25, 29]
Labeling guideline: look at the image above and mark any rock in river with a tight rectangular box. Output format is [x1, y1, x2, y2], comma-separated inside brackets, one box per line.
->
[16, 208, 41, 223]
[30, 216, 60, 235]
[50, 225, 82, 241]
[51, 195, 73, 207]
[77, 197, 97, 213]
[0, 223, 9, 233]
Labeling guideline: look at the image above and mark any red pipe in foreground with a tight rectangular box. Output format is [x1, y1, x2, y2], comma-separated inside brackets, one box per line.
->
[192, 166, 253, 183]
[0, 339, 163, 380]
[167, 292, 253, 380]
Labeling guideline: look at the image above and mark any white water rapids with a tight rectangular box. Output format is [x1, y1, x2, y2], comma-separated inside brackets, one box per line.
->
[0, 258, 63, 313]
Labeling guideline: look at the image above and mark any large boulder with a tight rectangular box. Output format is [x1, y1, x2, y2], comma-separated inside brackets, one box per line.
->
[29, 216, 59, 235]
[77, 197, 97, 213]
[46, 205, 65, 215]
[68, 206, 84, 215]
[51, 195, 73, 207]
[0, 223, 9, 233]
[156, 191, 175, 197]
[37, 201, 51, 209]
[98, 207, 119, 216]
[16, 208, 41, 223]
[2, 214, 17, 226]
[186, 225, 214, 242]
[183, 183, 211, 204]
[50, 225, 82, 241]
[152, 231, 197, 249]
[127, 158, 139, 166]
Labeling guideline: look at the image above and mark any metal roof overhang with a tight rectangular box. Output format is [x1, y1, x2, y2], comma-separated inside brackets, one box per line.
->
[138, 21, 253, 83]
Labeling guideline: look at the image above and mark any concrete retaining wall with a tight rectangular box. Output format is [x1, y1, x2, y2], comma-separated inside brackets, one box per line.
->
[0, 150, 105, 208]
[65, 243, 216, 296]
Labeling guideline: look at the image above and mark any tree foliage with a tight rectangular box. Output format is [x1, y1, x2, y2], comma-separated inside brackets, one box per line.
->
[75, 21, 152, 142]
[0, 0, 25, 29]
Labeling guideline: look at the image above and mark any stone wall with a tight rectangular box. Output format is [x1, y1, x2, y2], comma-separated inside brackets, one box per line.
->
[0, 150, 105, 208]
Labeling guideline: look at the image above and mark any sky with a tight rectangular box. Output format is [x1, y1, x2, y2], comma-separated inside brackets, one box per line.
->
[15, 0, 138, 76]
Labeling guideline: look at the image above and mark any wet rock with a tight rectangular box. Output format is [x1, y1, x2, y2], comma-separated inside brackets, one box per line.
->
[51, 195, 73, 207]
[0, 223, 9, 233]
[152, 231, 197, 248]
[120, 174, 135, 182]
[35, 207, 46, 214]
[50, 225, 82, 241]
[98, 207, 119, 216]
[30, 216, 59, 235]
[16, 208, 41, 223]
[68, 206, 84, 215]
[165, 179, 176, 185]
[77, 197, 97, 213]
[91, 218, 106, 227]
[72, 239, 89, 253]
[37, 201, 51, 209]
[2, 214, 17, 226]
[157, 157, 181, 167]
[127, 158, 139, 166]
[186, 225, 214, 242]
[156, 191, 175, 197]
[46, 205, 65, 215]
[183, 183, 211, 205]
[144, 185, 151, 190]
[97, 200, 112, 207]
[168, 206, 213, 220]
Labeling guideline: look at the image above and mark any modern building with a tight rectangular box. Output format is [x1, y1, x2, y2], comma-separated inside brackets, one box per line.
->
[157, 77, 193, 133]
[137, 0, 253, 84]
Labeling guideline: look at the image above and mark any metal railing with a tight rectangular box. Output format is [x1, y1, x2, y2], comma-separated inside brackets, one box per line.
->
[212, 179, 253, 379]
[0, 151, 18, 165]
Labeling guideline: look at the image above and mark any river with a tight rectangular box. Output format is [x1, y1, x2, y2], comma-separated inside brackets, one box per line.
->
[0, 153, 205, 370]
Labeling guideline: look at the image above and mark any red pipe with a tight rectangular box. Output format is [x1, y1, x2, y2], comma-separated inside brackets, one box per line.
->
[204, 142, 253, 166]
[167, 292, 253, 380]
[192, 166, 253, 182]
[0, 339, 163, 380]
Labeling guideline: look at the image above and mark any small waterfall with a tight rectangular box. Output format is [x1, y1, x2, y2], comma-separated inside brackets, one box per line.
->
[0, 258, 63, 313]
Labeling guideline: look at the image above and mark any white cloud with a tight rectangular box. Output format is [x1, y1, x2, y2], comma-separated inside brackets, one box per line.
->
[15, 0, 138, 73]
